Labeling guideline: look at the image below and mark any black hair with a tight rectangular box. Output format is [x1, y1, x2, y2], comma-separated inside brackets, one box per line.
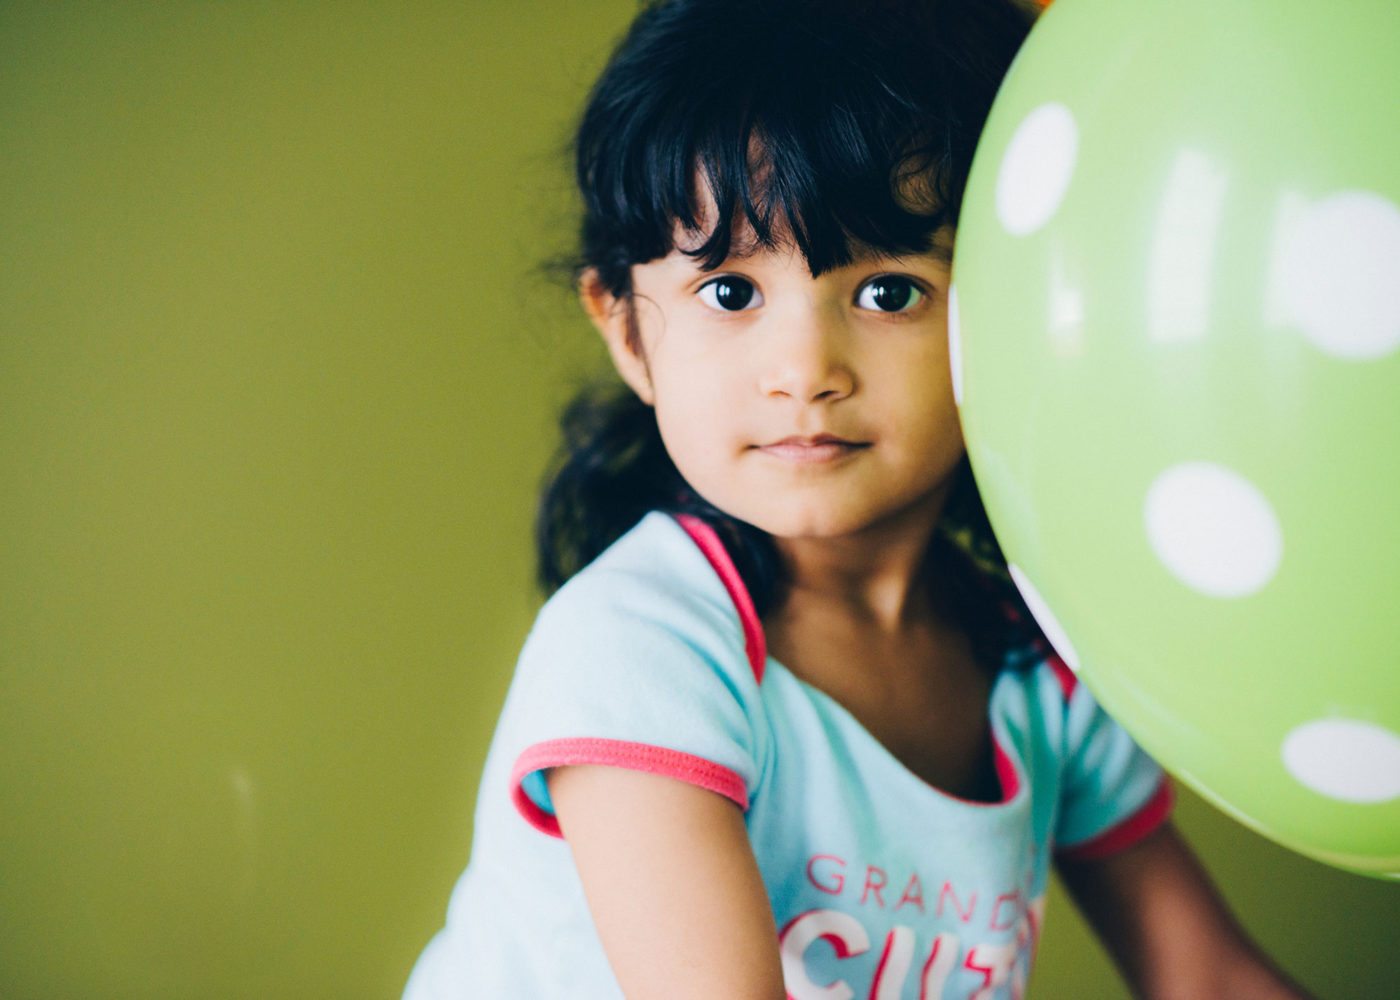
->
[537, 0, 1039, 664]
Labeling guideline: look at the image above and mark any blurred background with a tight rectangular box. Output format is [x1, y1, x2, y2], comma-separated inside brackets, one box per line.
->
[1, 3, 1394, 998]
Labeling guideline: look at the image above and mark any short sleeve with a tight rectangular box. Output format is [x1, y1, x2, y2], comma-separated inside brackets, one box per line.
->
[496, 515, 764, 838]
[1052, 670, 1173, 860]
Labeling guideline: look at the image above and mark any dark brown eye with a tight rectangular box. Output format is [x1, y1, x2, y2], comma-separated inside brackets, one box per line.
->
[856, 276, 923, 312]
[699, 276, 761, 311]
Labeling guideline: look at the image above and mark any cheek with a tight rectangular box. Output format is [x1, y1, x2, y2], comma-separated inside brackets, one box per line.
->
[882, 363, 965, 460]
[652, 397, 727, 477]
[648, 353, 743, 445]
[876, 344, 956, 411]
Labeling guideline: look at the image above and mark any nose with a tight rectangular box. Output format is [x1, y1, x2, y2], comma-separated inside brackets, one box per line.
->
[757, 306, 855, 403]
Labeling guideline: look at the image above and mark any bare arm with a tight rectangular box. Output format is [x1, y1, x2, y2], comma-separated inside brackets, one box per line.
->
[548, 764, 787, 1000]
[1056, 822, 1314, 1000]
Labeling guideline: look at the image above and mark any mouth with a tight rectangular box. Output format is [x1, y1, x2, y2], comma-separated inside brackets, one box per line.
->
[752, 434, 870, 464]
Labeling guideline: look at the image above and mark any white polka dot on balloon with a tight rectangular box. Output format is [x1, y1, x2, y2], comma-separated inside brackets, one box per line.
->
[947, 284, 964, 406]
[995, 102, 1079, 237]
[1274, 190, 1400, 360]
[1144, 462, 1283, 599]
[1008, 563, 1080, 673]
[1281, 719, 1400, 804]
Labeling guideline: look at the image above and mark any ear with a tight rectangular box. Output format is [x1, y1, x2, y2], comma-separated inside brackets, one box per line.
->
[579, 268, 655, 405]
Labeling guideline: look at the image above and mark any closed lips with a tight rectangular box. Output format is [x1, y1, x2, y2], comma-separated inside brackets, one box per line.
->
[754, 436, 870, 462]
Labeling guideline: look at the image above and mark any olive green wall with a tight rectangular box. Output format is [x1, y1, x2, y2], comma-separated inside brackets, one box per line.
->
[0, 4, 1393, 998]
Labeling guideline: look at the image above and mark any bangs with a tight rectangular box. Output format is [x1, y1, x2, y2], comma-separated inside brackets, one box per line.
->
[575, 0, 1001, 289]
[685, 116, 951, 273]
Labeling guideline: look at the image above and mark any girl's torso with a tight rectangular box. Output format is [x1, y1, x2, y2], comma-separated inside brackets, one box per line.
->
[403, 513, 1168, 1000]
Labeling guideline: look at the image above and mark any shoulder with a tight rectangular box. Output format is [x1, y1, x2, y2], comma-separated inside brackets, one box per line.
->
[523, 512, 764, 687]
[503, 514, 771, 833]
[993, 641, 1082, 724]
[991, 645, 1173, 857]
[566, 512, 725, 597]
[538, 513, 733, 633]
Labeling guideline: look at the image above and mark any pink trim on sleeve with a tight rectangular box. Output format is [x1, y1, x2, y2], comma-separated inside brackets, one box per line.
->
[1055, 777, 1176, 862]
[674, 514, 767, 683]
[510, 737, 750, 839]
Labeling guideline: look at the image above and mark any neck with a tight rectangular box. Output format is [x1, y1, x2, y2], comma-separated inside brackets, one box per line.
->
[770, 493, 950, 632]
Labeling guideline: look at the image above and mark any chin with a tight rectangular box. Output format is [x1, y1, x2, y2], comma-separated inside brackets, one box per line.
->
[743, 506, 871, 541]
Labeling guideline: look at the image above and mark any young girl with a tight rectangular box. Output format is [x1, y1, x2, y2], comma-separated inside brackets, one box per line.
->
[407, 1, 1312, 997]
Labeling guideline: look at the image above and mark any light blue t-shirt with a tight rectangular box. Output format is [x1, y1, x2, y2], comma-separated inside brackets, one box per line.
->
[405, 513, 1171, 999]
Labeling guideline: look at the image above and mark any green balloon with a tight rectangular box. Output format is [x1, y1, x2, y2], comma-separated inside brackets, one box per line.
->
[954, 0, 1400, 877]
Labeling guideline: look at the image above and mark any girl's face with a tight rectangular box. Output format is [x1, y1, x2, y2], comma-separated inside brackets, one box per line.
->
[587, 226, 965, 544]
